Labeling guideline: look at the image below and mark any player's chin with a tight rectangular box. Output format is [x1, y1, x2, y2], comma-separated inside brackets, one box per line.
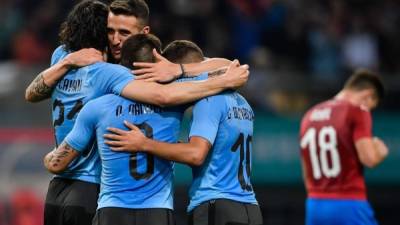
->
[112, 52, 121, 61]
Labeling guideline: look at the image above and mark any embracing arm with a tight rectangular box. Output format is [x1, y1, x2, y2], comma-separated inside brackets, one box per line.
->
[132, 49, 232, 82]
[141, 137, 210, 166]
[104, 121, 210, 166]
[121, 60, 248, 107]
[25, 62, 69, 102]
[25, 48, 103, 102]
[43, 142, 80, 174]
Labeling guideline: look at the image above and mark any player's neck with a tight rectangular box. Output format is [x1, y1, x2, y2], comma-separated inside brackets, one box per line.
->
[334, 91, 359, 106]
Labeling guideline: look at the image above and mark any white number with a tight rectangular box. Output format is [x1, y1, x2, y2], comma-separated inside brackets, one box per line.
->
[301, 126, 341, 179]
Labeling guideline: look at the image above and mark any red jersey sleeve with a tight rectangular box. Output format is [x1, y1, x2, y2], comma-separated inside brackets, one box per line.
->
[352, 106, 372, 142]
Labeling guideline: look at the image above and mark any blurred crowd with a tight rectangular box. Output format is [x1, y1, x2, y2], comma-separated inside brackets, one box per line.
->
[1, 0, 399, 112]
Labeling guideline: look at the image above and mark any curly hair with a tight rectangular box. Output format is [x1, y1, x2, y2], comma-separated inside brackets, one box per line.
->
[59, 0, 108, 52]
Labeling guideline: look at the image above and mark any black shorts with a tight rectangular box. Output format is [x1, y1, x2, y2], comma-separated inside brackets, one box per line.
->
[188, 199, 263, 225]
[44, 177, 100, 225]
[92, 207, 175, 225]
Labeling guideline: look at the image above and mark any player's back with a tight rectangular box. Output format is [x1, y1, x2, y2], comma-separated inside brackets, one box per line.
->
[188, 91, 258, 212]
[85, 94, 182, 210]
[300, 99, 371, 200]
[50, 46, 133, 183]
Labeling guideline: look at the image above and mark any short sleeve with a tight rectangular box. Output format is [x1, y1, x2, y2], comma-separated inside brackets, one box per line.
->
[94, 63, 134, 96]
[189, 97, 223, 145]
[51, 46, 69, 66]
[64, 100, 99, 152]
[352, 107, 373, 142]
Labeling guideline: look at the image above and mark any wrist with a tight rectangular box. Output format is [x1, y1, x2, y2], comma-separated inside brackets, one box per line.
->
[61, 56, 74, 69]
[141, 138, 152, 152]
[173, 64, 182, 79]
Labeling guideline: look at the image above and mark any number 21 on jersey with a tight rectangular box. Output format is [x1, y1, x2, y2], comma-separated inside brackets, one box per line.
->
[301, 126, 341, 180]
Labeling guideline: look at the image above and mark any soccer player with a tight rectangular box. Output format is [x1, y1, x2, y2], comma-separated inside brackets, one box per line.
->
[42, 34, 248, 225]
[27, 1, 248, 225]
[299, 70, 389, 225]
[25, 0, 233, 103]
[104, 40, 264, 225]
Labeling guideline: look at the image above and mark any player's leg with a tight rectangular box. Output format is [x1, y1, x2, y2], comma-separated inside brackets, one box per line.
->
[44, 178, 65, 225]
[63, 179, 100, 225]
[92, 207, 175, 225]
[245, 203, 263, 225]
[135, 208, 175, 225]
[306, 198, 378, 225]
[349, 201, 378, 225]
[92, 207, 131, 225]
[190, 199, 262, 225]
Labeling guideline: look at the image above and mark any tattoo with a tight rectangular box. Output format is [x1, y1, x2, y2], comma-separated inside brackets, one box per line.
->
[47, 143, 76, 170]
[52, 143, 73, 160]
[25, 72, 54, 102]
[208, 68, 228, 77]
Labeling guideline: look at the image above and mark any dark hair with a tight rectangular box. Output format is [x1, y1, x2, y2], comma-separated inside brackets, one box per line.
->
[109, 0, 149, 27]
[59, 0, 108, 52]
[162, 40, 204, 64]
[344, 69, 385, 100]
[120, 34, 162, 70]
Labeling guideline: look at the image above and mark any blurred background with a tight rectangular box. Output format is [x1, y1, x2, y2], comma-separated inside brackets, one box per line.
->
[0, 0, 399, 224]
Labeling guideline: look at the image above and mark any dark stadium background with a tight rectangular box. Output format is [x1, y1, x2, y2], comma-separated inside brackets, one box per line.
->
[0, 0, 399, 224]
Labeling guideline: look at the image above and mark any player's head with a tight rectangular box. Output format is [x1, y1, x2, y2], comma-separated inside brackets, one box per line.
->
[343, 69, 384, 110]
[59, 0, 108, 52]
[162, 40, 204, 63]
[108, 0, 150, 62]
[120, 34, 161, 70]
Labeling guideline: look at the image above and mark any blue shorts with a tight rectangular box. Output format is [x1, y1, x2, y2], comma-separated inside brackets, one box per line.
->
[306, 198, 378, 225]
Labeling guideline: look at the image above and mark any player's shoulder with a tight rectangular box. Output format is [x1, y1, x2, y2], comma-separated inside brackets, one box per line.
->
[90, 62, 130, 73]
[93, 94, 123, 104]
[51, 45, 69, 65]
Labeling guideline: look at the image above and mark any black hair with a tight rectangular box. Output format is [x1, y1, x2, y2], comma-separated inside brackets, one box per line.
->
[162, 40, 204, 63]
[109, 0, 149, 27]
[59, 0, 108, 52]
[120, 33, 162, 70]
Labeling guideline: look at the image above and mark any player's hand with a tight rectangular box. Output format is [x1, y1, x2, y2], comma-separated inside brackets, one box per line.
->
[221, 60, 249, 89]
[132, 49, 180, 83]
[104, 121, 146, 152]
[373, 137, 389, 159]
[63, 48, 104, 68]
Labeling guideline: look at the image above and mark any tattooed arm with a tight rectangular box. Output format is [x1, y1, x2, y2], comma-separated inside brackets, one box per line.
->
[25, 71, 57, 102]
[25, 48, 103, 102]
[208, 67, 228, 78]
[44, 142, 80, 174]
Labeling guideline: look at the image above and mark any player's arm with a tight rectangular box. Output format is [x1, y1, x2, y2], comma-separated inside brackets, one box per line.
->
[104, 121, 210, 166]
[355, 137, 389, 168]
[352, 107, 389, 168]
[44, 100, 99, 174]
[121, 60, 248, 107]
[132, 49, 232, 82]
[43, 142, 80, 174]
[25, 48, 103, 102]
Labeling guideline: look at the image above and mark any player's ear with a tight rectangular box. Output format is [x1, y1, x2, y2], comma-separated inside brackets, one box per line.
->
[141, 26, 150, 34]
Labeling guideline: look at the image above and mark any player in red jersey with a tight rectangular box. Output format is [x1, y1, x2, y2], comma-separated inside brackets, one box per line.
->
[299, 69, 389, 225]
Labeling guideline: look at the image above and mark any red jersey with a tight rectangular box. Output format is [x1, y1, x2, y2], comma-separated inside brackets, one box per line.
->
[300, 99, 372, 200]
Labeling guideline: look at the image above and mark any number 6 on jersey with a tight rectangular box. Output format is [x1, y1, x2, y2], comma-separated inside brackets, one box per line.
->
[301, 126, 341, 180]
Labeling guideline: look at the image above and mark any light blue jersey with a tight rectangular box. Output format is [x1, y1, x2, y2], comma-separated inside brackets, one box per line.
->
[188, 91, 258, 212]
[64, 94, 183, 209]
[50, 46, 134, 184]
